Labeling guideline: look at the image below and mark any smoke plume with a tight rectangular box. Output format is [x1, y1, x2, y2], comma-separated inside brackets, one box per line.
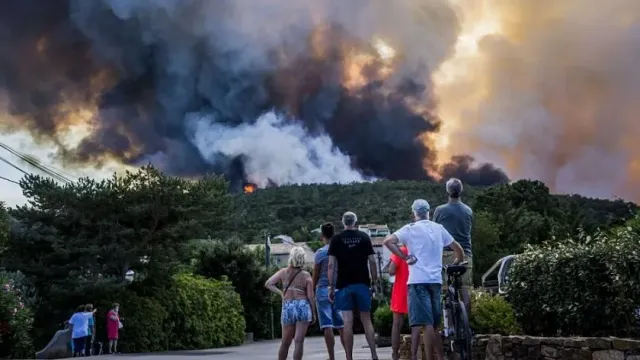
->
[0, 0, 510, 191]
[435, 0, 640, 200]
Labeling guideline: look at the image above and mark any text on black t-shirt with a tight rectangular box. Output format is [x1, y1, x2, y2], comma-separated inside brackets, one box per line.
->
[328, 229, 375, 289]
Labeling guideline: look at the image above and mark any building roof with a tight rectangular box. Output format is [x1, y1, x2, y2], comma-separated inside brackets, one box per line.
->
[245, 242, 315, 264]
[359, 224, 389, 230]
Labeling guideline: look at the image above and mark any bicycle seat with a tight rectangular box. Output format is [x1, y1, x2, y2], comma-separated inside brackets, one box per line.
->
[445, 264, 467, 276]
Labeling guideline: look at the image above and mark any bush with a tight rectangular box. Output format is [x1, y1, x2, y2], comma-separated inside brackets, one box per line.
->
[470, 290, 521, 335]
[373, 304, 410, 337]
[115, 293, 169, 353]
[507, 225, 640, 337]
[161, 273, 245, 349]
[0, 276, 34, 359]
[190, 239, 272, 339]
[373, 306, 394, 337]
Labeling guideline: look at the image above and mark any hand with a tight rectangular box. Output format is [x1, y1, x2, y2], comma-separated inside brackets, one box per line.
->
[312, 314, 317, 325]
[406, 255, 417, 265]
[328, 287, 335, 303]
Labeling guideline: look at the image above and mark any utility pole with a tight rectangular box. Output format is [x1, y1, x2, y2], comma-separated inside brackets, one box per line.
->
[265, 231, 274, 340]
[376, 250, 384, 299]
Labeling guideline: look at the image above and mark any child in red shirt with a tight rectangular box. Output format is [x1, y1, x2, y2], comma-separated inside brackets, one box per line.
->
[389, 245, 409, 360]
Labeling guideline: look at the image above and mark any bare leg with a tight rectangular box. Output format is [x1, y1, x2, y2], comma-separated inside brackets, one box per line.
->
[423, 325, 437, 360]
[113, 339, 118, 353]
[278, 325, 295, 360]
[433, 326, 445, 360]
[108, 340, 113, 353]
[323, 327, 336, 360]
[410, 326, 421, 360]
[342, 311, 354, 360]
[293, 321, 310, 360]
[391, 312, 404, 360]
[337, 328, 346, 352]
[360, 311, 379, 359]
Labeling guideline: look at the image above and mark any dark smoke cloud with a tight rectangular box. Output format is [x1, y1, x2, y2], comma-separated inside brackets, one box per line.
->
[0, 0, 508, 189]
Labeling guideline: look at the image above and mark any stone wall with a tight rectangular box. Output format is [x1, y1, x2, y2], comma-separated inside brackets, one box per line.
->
[475, 335, 640, 360]
[398, 334, 640, 360]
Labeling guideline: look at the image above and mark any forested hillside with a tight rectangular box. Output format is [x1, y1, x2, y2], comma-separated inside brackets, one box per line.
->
[231, 179, 636, 284]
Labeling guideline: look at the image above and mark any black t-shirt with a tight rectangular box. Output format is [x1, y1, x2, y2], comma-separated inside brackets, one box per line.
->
[328, 229, 375, 289]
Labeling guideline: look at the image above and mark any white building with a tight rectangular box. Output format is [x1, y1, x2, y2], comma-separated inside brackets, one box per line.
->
[358, 224, 393, 281]
[245, 242, 315, 268]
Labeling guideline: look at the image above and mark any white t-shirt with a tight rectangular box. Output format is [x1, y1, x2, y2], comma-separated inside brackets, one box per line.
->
[393, 220, 454, 285]
[69, 312, 93, 339]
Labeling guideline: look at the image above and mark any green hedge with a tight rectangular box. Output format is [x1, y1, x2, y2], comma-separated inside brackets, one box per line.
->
[116, 294, 169, 353]
[507, 225, 640, 337]
[470, 290, 521, 335]
[85, 273, 245, 354]
[161, 273, 245, 349]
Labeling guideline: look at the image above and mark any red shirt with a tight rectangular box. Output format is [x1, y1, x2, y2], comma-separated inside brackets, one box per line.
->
[390, 246, 409, 314]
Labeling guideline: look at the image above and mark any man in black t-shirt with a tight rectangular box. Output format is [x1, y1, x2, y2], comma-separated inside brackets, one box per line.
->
[327, 212, 378, 360]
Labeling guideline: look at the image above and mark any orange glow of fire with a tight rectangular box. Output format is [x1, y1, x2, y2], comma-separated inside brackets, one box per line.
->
[243, 183, 257, 193]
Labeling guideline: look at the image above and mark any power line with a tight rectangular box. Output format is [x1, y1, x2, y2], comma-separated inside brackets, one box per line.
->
[0, 175, 19, 185]
[0, 141, 74, 184]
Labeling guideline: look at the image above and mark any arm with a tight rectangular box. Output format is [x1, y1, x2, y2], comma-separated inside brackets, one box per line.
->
[306, 275, 316, 323]
[389, 260, 397, 276]
[312, 263, 321, 289]
[441, 226, 464, 263]
[384, 234, 409, 260]
[327, 256, 336, 287]
[365, 234, 377, 284]
[264, 268, 285, 298]
[368, 254, 378, 283]
[108, 311, 118, 321]
[449, 240, 465, 264]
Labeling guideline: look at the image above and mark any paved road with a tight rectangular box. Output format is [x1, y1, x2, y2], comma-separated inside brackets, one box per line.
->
[89, 335, 392, 360]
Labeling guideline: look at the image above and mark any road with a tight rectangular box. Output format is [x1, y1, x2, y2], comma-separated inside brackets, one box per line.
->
[91, 335, 392, 359]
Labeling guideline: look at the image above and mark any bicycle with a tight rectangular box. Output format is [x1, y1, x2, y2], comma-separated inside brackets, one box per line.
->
[442, 261, 472, 360]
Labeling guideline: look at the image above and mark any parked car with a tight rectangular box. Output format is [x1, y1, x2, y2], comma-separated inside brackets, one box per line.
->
[481, 255, 516, 294]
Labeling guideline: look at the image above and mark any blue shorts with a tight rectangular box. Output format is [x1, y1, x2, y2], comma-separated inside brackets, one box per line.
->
[335, 284, 372, 312]
[281, 299, 312, 325]
[408, 283, 442, 327]
[316, 287, 344, 329]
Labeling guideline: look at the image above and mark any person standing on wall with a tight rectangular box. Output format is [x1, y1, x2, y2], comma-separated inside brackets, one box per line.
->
[327, 211, 379, 360]
[312, 222, 346, 360]
[433, 178, 473, 314]
[389, 243, 409, 360]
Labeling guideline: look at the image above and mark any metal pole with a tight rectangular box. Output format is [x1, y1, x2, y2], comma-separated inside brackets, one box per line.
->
[265, 232, 274, 340]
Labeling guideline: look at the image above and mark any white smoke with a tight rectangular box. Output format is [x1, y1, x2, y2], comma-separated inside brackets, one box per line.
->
[187, 111, 369, 187]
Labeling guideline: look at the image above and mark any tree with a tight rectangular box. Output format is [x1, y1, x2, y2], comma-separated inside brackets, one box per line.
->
[5, 166, 232, 346]
[0, 202, 8, 255]
[191, 238, 273, 339]
[470, 211, 501, 285]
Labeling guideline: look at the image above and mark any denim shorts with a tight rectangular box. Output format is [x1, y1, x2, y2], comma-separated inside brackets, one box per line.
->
[335, 284, 372, 312]
[316, 287, 344, 329]
[281, 299, 312, 325]
[408, 283, 442, 327]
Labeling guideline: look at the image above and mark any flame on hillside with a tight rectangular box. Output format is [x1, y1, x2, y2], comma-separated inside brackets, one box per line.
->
[243, 183, 257, 194]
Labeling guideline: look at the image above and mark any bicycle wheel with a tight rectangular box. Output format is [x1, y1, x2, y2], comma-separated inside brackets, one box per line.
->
[453, 301, 472, 360]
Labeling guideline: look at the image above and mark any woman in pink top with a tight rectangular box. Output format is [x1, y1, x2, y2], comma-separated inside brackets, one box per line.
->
[106, 303, 121, 354]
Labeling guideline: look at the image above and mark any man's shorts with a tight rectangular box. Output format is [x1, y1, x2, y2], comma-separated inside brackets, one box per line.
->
[442, 251, 473, 288]
[408, 283, 442, 327]
[316, 287, 344, 329]
[335, 284, 372, 312]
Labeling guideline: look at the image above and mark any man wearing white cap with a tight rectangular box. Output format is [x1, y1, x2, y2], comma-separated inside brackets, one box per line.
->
[383, 199, 464, 360]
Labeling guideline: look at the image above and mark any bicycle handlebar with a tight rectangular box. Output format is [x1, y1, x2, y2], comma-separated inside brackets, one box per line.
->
[443, 261, 469, 270]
